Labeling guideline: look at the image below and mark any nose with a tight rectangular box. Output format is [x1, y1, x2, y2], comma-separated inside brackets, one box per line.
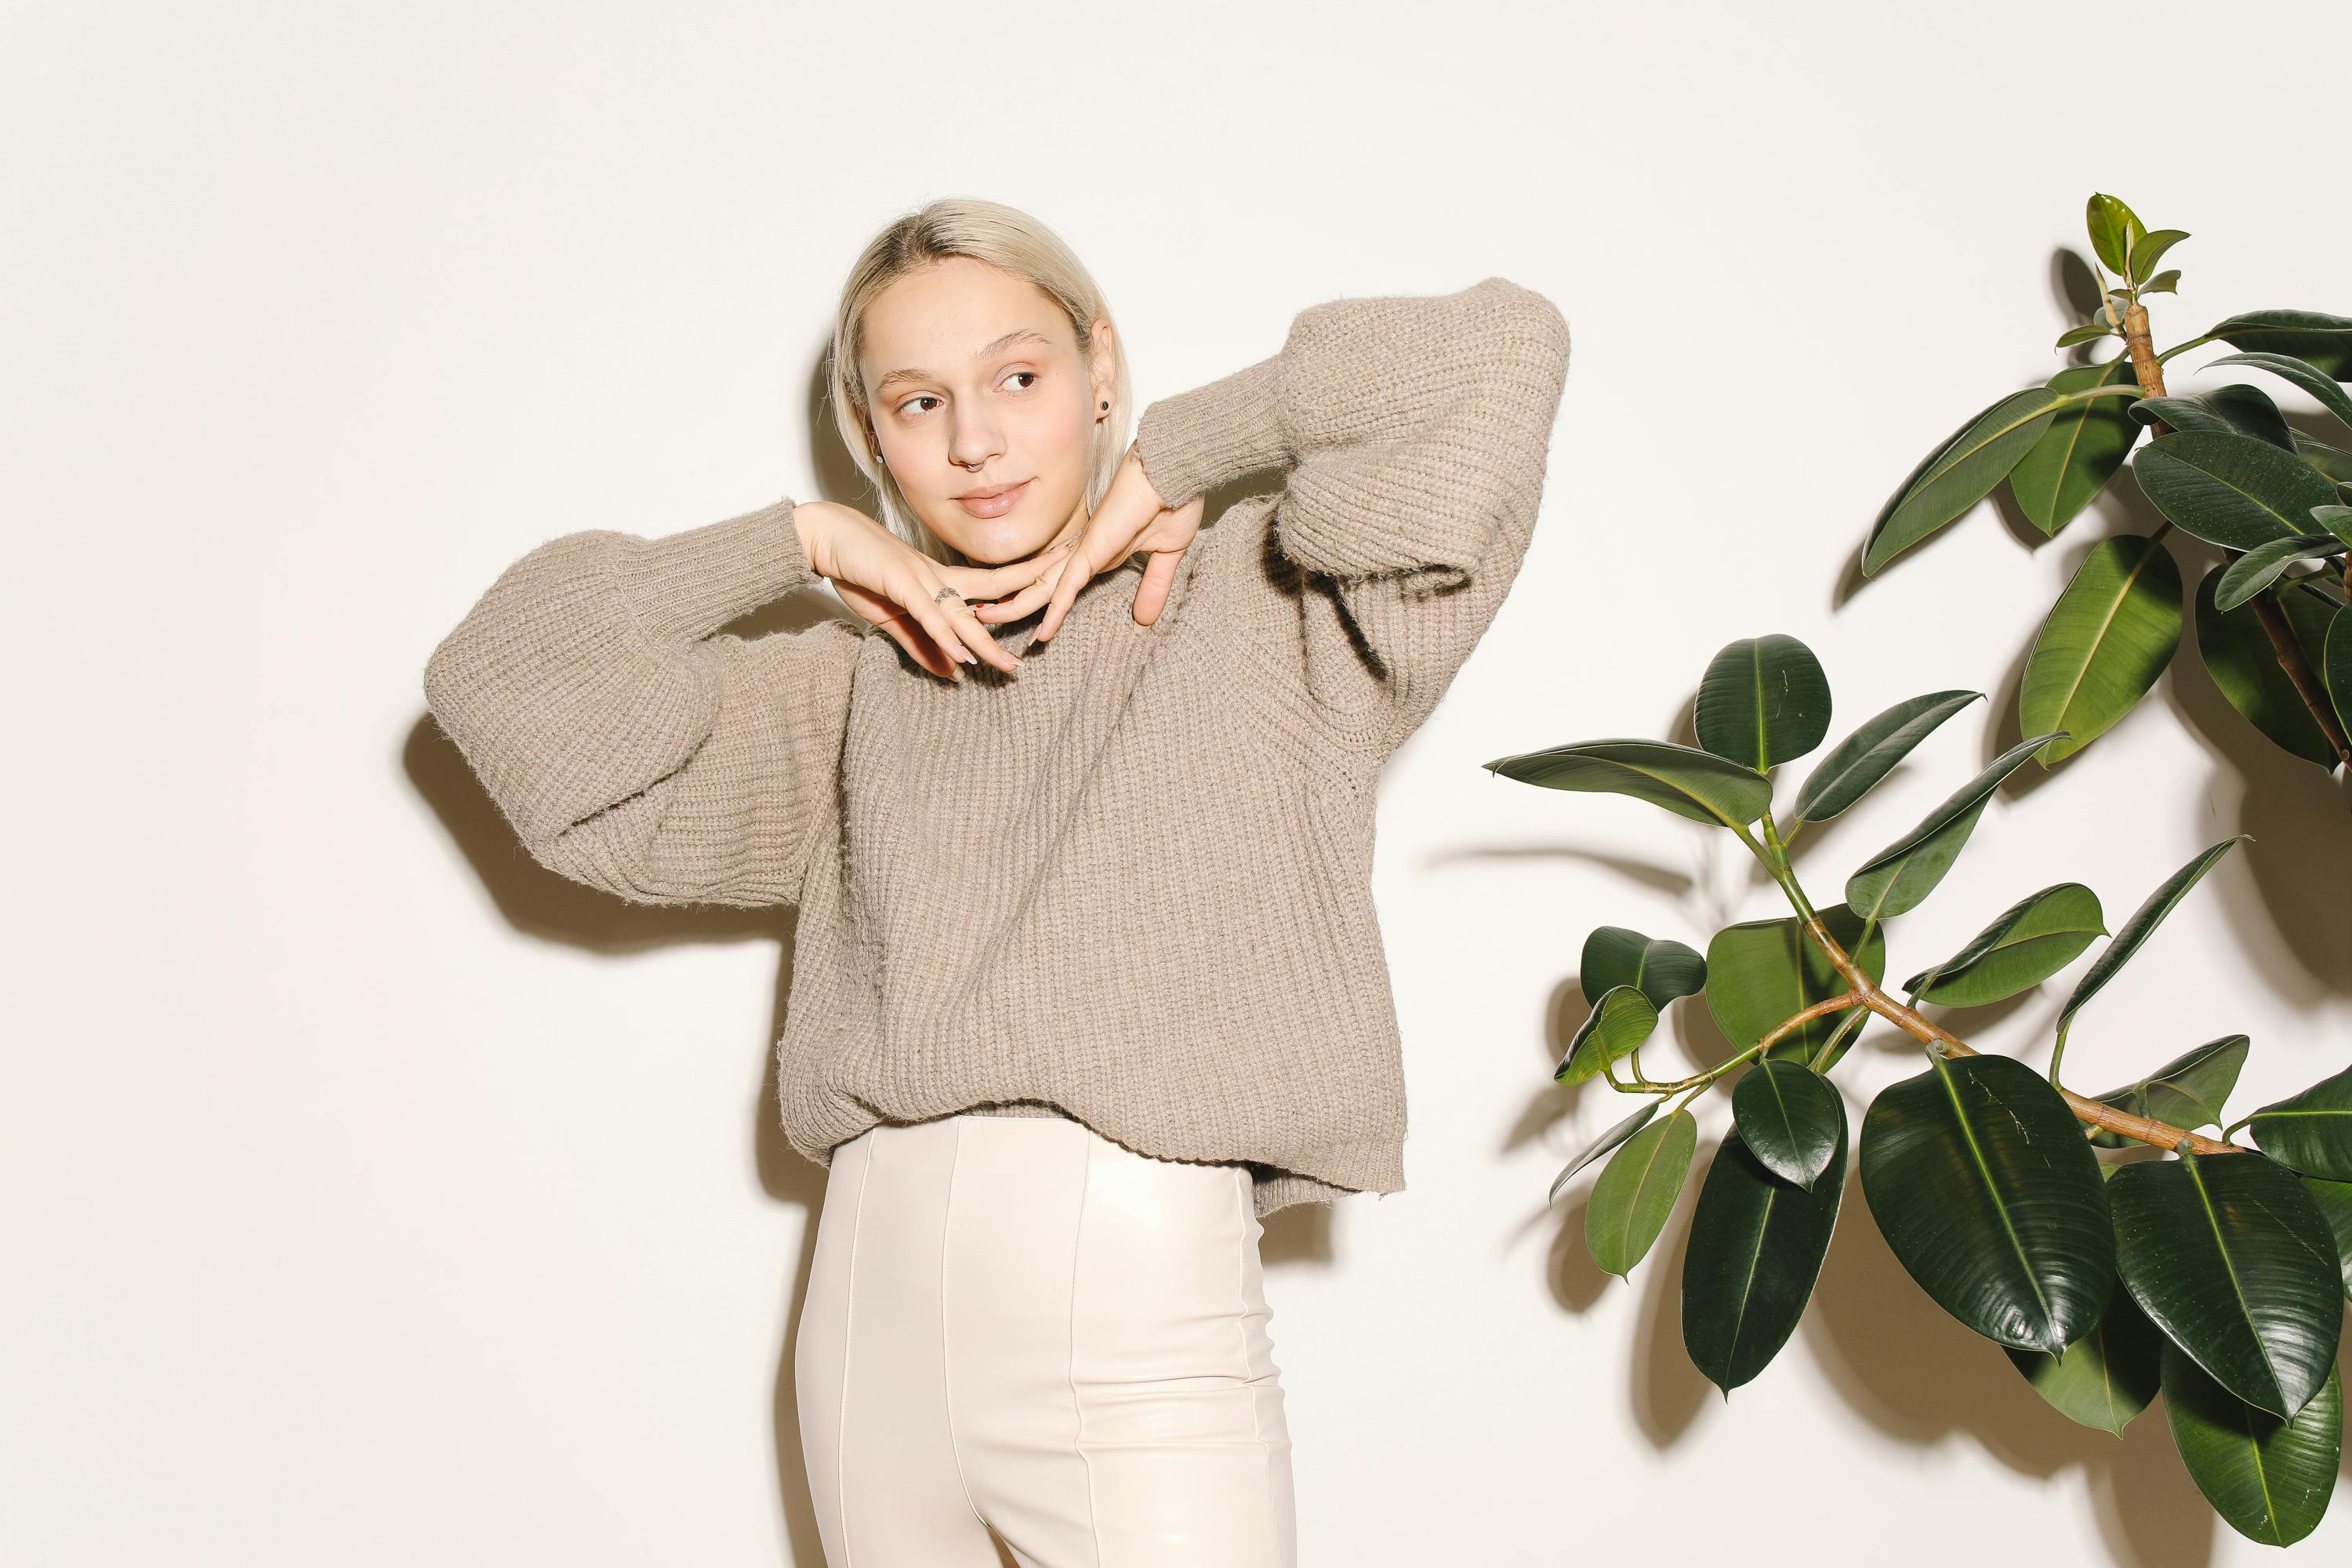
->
[947, 411, 1004, 473]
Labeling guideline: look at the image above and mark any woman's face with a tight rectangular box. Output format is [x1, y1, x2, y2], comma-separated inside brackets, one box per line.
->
[858, 256, 1114, 566]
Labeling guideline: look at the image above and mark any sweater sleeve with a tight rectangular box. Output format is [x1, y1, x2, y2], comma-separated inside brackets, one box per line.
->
[1131, 276, 1572, 746]
[423, 496, 863, 908]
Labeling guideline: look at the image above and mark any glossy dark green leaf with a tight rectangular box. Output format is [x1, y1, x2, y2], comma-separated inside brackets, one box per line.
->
[1549, 1099, 1659, 1204]
[2315, 503, 2352, 548]
[2129, 385, 2295, 449]
[1556, 984, 1660, 1087]
[2246, 1063, 2352, 1181]
[1483, 739, 1775, 829]
[2056, 836, 2248, 1040]
[1900, 883, 2107, 1006]
[1732, 1058, 1846, 1190]
[2085, 1035, 2250, 1150]
[1586, 1108, 1697, 1279]
[2299, 1176, 2352, 1301]
[1791, 690, 1982, 824]
[2054, 321, 2118, 348]
[2132, 430, 2341, 550]
[1859, 1053, 2114, 1353]
[2215, 533, 2343, 612]
[2018, 535, 2182, 764]
[1845, 732, 2062, 921]
[2208, 307, 2352, 380]
[2127, 227, 2188, 285]
[2195, 565, 2339, 766]
[2207, 350, 2352, 434]
[1704, 904, 1887, 1064]
[2111, 1150, 2343, 1417]
[1694, 633, 1832, 771]
[2164, 1345, 2340, 1547]
[2292, 427, 2352, 481]
[1864, 388, 2066, 575]
[2010, 359, 2143, 535]
[2004, 1276, 2162, 1436]
[2085, 193, 2143, 275]
[1578, 927, 1706, 1013]
[1681, 1123, 1846, 1393]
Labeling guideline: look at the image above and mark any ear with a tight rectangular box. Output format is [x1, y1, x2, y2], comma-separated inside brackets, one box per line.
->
[1086, 315, 1117, 415]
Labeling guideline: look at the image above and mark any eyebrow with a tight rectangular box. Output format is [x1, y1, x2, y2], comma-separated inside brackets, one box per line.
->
[872, 328, 1054, 397]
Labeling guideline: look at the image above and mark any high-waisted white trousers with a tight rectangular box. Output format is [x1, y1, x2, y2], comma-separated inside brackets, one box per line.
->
[793, 1112, 1298, 1566]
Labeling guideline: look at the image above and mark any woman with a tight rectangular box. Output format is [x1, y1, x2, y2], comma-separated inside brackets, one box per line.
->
[423, 198, 1570, 1566]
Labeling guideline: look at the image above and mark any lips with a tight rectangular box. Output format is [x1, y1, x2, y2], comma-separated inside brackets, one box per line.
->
[956, 477, 1030, 519]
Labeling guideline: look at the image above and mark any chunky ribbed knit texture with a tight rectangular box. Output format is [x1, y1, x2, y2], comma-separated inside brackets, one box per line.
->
[424, 275, 1571, 1217]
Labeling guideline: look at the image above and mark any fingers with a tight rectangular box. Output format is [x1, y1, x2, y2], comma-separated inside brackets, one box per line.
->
[904, 570, 1020, 676]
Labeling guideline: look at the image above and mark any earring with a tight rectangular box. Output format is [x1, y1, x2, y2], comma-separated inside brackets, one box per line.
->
[1100, 400, 1109, 410]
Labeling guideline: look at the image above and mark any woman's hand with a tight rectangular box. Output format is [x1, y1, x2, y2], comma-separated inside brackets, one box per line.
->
[793, 499, 1073, 681]
[971, 446, 1206, 642]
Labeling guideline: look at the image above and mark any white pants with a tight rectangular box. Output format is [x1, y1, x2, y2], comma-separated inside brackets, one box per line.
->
[794, 1112, 1298, 1566]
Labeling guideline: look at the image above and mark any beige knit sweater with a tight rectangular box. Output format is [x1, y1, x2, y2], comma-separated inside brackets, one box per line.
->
[424, 275, 1571, 1217]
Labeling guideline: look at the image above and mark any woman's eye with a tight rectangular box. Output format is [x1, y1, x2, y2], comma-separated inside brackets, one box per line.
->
[1004, 370, 1039, 391]
[897, 394, 939, 416]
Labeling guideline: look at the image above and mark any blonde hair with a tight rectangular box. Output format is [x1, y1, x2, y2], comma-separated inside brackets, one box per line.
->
[828, 197, 1134, 566]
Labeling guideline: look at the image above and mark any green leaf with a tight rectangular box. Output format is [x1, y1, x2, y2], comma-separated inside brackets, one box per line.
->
[2085, 193, 2143, 276]
[2214, 532, 2343, 612]
[1483, 739, 1775, 829]
[2132, 429, 2341, 550]
[1732, 1058, 1846, 1190]
[1555, 984, 1660, 1087]
[2205, 350, 2352, 437]
[2126, 227, 2188, 285]
[2129, 384, 2295, 450]
[1845, 732, 2061, 921]
[1578, 927, 1706, 1012]
[1694, 633, 1832, 771]
[2056, 836, 2247, 1042]
[2329, 601, 2352, 740]
[2054, 321, 2118, 348]
[1549, 1099, 1659, 1204]
[2004, 1277, 2162, 1436]
[2164, 1347, 2341, 1547]
[2017, 535, 2183, 764]
[1704, 904, 1887, 1064]
[1791, 690, 1982, 824]
[1864, 388, 2066, 575]
[1681, 1123, 1846, 1393]
[2291, 427, 2352, 482]
[2299, 1176, 2352, 1301]
[2010, 358, 2143, 535]
[2111, 1151, 2343, 1417]
[1859, 1053, 2115, 1353]
[2195, 565, 2339, 766]
[2246, 1063, 2352, 1181]
[2142, 269, 2180, 295]
[2207, 307, 2352, 381]
[1899, 883, 2107, 1006]
[2085, 1035, 2251, 1150]
[2314, 503, 2352, 548]
[1585, 1107, 1697, 1279]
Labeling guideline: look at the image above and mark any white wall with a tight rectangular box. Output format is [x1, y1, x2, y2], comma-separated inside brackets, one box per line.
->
[7, 2, 2348, 1562]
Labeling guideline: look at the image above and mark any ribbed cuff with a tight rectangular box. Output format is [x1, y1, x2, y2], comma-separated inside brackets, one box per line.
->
[1132, 353, 1290, 510]
[621, 496, 818, 641]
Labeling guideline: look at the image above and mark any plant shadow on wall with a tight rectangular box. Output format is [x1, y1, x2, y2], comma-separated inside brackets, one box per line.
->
[1504, 194, 2352, 1555]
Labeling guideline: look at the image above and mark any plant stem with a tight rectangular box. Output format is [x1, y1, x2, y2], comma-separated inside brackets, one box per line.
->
[1787, 895, 2242, 1154]
[2127, 305, 2351, 772]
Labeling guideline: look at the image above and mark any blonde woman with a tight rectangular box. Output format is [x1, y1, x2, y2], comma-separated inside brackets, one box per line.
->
[424, 198, 1571, 1566]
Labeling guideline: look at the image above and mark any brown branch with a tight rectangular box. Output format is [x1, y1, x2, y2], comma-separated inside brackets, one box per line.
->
[1791, 899, 2241, 1156]
[2125, 301, 2351, 773]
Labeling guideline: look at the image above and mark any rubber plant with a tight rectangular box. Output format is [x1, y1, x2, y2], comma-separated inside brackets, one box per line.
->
[1862, 191, 2351, 786]
[1501, 631, 2350, 1547]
